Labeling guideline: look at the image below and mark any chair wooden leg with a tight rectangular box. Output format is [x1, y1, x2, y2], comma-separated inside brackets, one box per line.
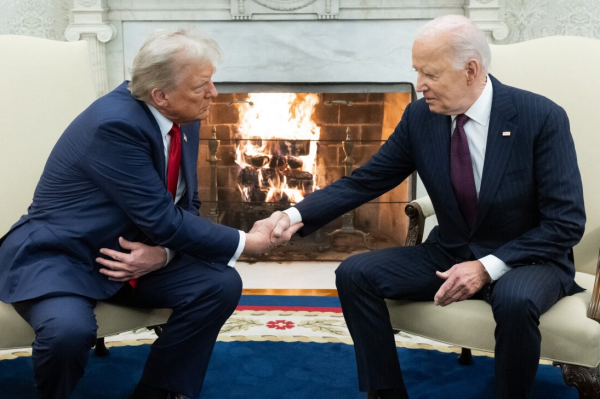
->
[554, 362, 600, 398]
[457, 348, 473, 365]
[150, 324, 164, 337]
[94, 337, 109, 357]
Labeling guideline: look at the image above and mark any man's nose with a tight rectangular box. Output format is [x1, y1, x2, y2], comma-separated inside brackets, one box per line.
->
[416, 76, 426, 93]
[207, 81, 218, 97]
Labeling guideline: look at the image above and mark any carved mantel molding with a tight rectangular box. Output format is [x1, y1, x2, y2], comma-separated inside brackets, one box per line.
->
[76, 0, 509, 90]
[464, 0, 509, 42]
[65, 0, 116, 97]
[231, 0, 339, 20]
[65, 23, 116, 43]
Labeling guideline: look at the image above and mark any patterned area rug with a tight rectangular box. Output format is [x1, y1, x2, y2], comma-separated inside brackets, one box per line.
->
[0, 296, 575, 399]
[0, 295, 522, 362]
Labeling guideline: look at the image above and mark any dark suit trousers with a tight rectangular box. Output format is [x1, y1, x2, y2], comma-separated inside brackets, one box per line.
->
[335, 243, 565, 399]
[13, 255, 242, 399]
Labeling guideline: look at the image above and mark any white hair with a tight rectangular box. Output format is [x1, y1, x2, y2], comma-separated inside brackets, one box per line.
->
[129, 27, 221, 102]
[416, 15, 491, 74]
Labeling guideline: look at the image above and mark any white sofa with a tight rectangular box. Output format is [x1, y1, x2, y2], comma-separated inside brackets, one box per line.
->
[387, 36, 600, 398]
[0, 35, 171, 353]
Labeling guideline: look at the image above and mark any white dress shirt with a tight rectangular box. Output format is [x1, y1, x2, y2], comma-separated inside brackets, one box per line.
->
[284, 76, 512, 281]
[147, 104, 245, 267]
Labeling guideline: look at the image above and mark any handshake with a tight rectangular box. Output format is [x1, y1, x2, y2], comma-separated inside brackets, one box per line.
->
[242, 211, 304, 255]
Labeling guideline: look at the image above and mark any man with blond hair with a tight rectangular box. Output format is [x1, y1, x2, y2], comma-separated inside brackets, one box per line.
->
[272, 15, 585, 399]
[0, 28, 299, 399]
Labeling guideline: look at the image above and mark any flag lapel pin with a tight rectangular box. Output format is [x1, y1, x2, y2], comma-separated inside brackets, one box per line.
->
[502, 131, 511, 137]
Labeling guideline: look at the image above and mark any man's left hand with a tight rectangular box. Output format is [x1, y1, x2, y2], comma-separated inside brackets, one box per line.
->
[434, 260, 491, 307]
[97, 237, 167, 282]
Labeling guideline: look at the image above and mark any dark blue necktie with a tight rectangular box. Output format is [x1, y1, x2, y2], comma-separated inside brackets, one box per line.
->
[450, 114, 478, 228]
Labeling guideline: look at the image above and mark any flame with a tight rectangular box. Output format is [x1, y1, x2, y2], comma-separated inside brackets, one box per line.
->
[234, 93, 321, 204]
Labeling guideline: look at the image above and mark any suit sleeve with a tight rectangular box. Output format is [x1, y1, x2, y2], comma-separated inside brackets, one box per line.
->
[80, 118, 240, 264]
[295, 102, 416, 236]
[492, 105, 585, 266]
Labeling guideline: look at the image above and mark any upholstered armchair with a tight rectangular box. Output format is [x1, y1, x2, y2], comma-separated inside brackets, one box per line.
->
[386, 36, 600, 398]
[0, 36, 171, 355]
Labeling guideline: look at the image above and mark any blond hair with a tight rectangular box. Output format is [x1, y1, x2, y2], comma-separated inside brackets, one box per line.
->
[129, 27, 221, 102]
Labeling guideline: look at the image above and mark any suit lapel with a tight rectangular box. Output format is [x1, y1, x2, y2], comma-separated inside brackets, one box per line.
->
[473, 76, 518, 232]
[137, 100, 167, 186]
[179, 124, 195, 206]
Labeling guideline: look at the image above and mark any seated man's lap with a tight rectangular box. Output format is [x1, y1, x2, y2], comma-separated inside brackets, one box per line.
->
[490, 264, 566, 318]
[336, 243, 458, 302]
[115, 254, 243, 311]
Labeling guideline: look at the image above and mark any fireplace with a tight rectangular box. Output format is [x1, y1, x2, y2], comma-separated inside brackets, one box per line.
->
[195, 83, 414, 261]
[73, 0, 508, 261]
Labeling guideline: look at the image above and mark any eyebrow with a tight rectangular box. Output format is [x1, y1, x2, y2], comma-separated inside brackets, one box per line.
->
[192, 81, 208, 89]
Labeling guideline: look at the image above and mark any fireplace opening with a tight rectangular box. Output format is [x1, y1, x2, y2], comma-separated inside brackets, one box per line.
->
[197, 83, 415, 261]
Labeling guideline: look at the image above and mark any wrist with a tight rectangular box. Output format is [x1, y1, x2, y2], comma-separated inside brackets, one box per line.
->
[161, 247, 170, 268]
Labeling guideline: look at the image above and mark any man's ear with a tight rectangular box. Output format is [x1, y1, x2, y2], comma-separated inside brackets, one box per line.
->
[465, 59, 481, 85]
[150, 88, 168, 108]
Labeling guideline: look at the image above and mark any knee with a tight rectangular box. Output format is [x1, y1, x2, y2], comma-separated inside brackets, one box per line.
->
[201, 268, 243, 312]
[35, 317, 97, 357]
[335, 254, 371, 291]
[492, 292, 539, 324]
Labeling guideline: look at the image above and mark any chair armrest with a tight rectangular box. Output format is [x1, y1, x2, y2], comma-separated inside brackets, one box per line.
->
[404, 196, 435, 247]
[586, 249, 600, 323]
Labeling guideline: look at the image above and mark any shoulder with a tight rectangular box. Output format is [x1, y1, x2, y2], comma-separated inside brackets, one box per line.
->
[491, 76, 564, 119]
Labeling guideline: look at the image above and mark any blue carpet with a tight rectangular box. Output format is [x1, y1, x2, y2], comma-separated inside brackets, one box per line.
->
[0, 341, 577, 399]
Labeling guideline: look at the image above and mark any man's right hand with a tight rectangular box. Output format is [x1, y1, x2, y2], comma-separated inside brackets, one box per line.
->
[243, 211, 303, 255]
[270, 212, 301, 246]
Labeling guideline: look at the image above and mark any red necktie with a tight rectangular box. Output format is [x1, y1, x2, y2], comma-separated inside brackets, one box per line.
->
[129, 124, 182, 289]
[166, 124, 182, 200]
[450, 114, 478, 228]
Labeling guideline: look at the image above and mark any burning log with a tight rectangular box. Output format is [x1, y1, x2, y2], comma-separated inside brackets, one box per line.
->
[284, 169, 313, 191]
[269, 155, 286, 169]
[260, 168, 279, 183]
[240, 167, 259, 186]
[250, 189, 267, 202]
[286, 156, 304, 170]
[244, 154, 270, 168]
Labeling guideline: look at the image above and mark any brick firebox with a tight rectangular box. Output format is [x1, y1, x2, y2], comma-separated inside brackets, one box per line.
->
[195, 88, 413, 260]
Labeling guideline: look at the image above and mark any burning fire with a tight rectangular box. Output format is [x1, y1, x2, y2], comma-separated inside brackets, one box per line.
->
[234, 93, 321, 204]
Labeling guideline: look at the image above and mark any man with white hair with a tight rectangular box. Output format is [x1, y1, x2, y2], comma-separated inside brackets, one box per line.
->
[0, 28, 299, 399]
[272, 15, 585, 398]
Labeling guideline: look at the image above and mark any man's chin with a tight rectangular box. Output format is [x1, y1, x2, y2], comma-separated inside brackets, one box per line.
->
[198, 110, 210, 121]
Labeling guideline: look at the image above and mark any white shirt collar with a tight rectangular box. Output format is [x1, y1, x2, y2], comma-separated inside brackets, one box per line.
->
[451, 75, 493, 127]
[146, 103, 174, 140]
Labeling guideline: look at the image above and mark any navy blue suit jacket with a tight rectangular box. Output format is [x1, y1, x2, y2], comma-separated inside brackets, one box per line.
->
[0, 82, 239, 303]
[295, 76, 585, 292]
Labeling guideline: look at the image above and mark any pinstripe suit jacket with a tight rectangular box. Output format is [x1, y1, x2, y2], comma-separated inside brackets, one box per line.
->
[295, 75, 585, 292]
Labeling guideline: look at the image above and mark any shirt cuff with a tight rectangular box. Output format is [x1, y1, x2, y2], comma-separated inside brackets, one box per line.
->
[227, 230, 246, 267]
[283, 207, 302, 225]
[164, 247, 176, 266]
[479, 255, 512, 282]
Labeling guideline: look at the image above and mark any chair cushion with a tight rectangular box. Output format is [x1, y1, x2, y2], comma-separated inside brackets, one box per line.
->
[386, 272, 600, 367]
[0, 301, 171, 350]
